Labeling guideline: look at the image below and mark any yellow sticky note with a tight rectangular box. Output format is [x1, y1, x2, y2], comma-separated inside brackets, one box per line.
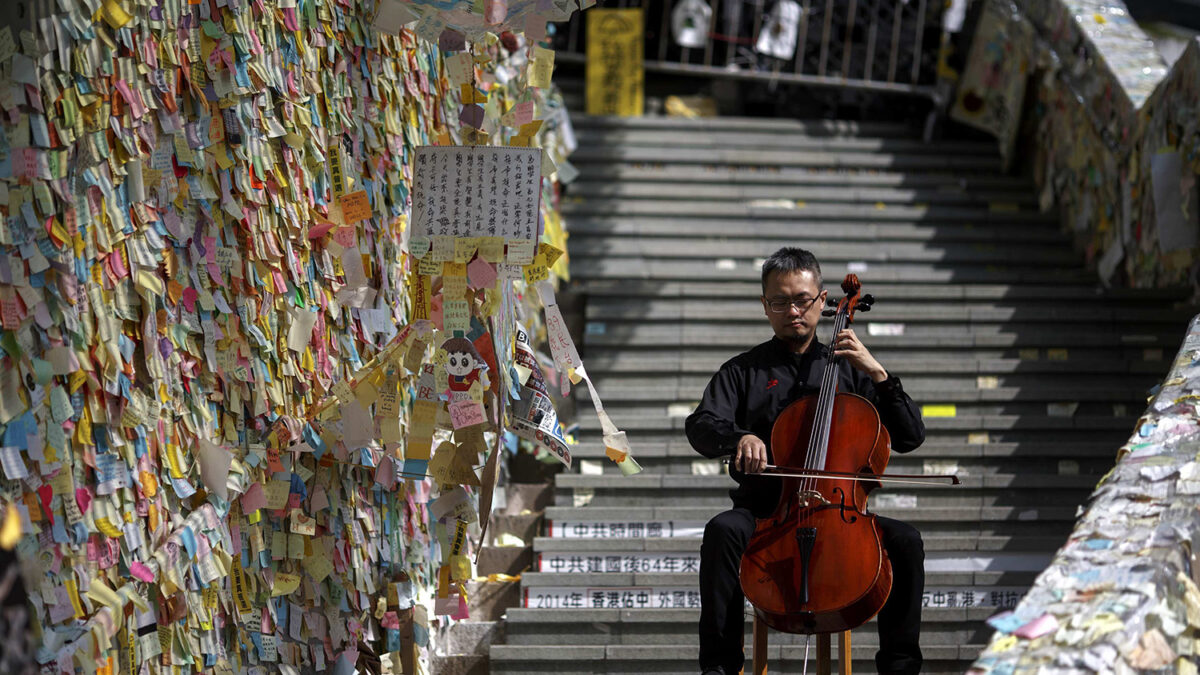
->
[0, 503, 20, 549]
[1047, 348, 1069, 361]
[100, 0, 133, 28]
[86, 578, 124, 613]
[453, 237, 478, 263]
[518, 120, 544, 137]
[459, 84, 487, 104]
[64, 577, 85, 618]
[523, 254, 549, 284]
[989, 635, 1019, 653]
[921, 404, 957, 418]
[449, 553, 471, 581]
[303, 552, 334, 582]
[96, 517, 125, 538]
[263, 479, 290, 510]
[463, 128, 490, 145]
[538, 243, 564, 266]
[271, 572, 301, 597]
[212, 144, 235, 170]
[477, 237, 504, 263]
[528, 46, 555, 88]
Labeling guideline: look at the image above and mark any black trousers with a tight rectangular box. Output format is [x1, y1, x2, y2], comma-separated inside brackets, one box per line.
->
[698, 507, 924, 674]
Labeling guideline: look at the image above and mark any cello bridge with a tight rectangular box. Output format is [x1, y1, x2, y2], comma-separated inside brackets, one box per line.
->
[795, 490, 829, 508]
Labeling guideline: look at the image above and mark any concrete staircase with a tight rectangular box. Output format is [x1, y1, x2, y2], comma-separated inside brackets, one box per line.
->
[489, 115, 1191, 674]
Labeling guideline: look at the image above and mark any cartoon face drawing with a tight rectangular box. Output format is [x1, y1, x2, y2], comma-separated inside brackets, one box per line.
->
[441, 337, 486, 393]
[446, 351, 475, 377]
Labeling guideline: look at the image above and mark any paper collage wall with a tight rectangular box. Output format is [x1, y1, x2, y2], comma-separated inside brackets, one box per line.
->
[0, 0, 629, 673]
[952, 0, 1200, 290]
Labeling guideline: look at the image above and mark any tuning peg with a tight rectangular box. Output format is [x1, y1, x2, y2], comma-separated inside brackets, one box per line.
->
[826, 298, 838, 307]
[855, 303, 871, 312]
[821, 309, 837, 317]
[860, 294, 875, 305]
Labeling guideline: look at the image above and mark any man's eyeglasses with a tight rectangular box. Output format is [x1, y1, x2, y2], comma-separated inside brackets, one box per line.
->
[765, 296, 821, 313]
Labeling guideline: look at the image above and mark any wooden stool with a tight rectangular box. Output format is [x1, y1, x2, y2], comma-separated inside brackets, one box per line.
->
[748, 614, 851, 675]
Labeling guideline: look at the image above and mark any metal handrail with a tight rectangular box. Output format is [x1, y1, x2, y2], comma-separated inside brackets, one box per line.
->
[553, 0, 950, 98]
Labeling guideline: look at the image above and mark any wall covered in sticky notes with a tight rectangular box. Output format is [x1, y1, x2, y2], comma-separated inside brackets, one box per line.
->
[0, 0, 585, 673]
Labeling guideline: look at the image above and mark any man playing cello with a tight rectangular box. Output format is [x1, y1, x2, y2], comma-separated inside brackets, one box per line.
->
[686, 247, 927, 675]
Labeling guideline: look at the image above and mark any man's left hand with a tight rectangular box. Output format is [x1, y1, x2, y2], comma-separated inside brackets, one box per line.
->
[833, 328, 888, 383]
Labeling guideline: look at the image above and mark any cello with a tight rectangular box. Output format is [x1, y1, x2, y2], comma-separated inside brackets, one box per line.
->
[738, 274, 957, 640]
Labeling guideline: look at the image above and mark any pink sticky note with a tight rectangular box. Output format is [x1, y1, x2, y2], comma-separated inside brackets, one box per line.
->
[449, 400, 485, 429]
[130, 560, 156, 582]
[1014, 613, 1058, 639]
[310, 484, 329, 512]
[374, 456, 396, 490]
[452, 593, 470, 620]
[107, 250, 129, 279]
[332, 226, 356, 248]
[181, 287, 198, 313]
[511, 101, 535, 127]
[75, 488, 92, 514]
[308, 221, 336, 240]
[430, 294, 444, 331]
[467, 258, 497, 288]
[241, 482, 267, 512]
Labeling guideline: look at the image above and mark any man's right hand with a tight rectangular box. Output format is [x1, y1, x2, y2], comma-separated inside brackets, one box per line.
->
[735, 434, 768, 474]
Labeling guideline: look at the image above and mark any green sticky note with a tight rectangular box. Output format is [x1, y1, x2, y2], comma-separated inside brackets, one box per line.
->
[0, 332, 21, 358]
[31, 358, 52, 386]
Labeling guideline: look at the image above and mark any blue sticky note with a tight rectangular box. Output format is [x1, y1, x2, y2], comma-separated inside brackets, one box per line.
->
[402, 459, 428, 479]
[985, 611, 1023, 634]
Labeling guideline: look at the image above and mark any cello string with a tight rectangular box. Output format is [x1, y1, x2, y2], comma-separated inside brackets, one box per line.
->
[807, 308, 840, 492]
[814, 309, 843, 483]
[803, 633, 811, 675]
[803, 307, 843, 493]
[800, 310, 827, 493]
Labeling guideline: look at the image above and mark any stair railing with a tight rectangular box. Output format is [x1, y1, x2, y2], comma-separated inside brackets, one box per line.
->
[552, 0, 954, 99]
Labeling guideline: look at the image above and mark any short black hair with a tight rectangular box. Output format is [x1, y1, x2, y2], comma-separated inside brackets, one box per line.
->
[761, 247, 823, 294]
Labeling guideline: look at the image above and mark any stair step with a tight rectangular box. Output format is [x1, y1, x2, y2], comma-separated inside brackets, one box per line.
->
[568, 164, 1040, 191]
[565, 218, 1059, 242]
[579, 326, 1180, 349]
[574, 279, 1192, 303]
[569, 114, 916, 138]
[565, 183, 1038, 207]
[581, 353, 1170, 375]
[579, 300, 1186, 324]
[560, 200, 1056, 224]
[576, 379, 1154, 402]
[571, 259, 1097, 283]
[575, 413, 1138, 433]
[554, 473, 1098, 492]
[568, 146, 1004, 171]
[573, 129, 1002, 157]
[489, 644, 985, 675]
[542, 504, 1077, 524]
[531, 535, 1066, 556]
[502, 606, 997, 646]
[520, 569, 1039, 588]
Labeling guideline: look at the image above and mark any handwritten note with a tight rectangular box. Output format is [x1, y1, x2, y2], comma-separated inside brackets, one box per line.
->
[449, 400, 485, 429]
[264, 479, 290, 510]
[410, 146, 540, 242]
[339, 191, 372, 223]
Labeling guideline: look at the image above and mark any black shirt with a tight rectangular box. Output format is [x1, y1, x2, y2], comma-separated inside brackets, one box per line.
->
[685, 336, 925, 517]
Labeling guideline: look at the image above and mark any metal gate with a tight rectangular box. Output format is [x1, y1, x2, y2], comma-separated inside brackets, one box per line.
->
[554, 0, 956, 98]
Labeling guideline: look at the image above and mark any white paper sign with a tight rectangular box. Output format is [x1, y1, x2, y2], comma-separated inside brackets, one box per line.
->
[410, 146, 541, 241]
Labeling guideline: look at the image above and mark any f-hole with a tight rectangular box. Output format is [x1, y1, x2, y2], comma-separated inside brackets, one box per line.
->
[834, 487, 857, 524]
